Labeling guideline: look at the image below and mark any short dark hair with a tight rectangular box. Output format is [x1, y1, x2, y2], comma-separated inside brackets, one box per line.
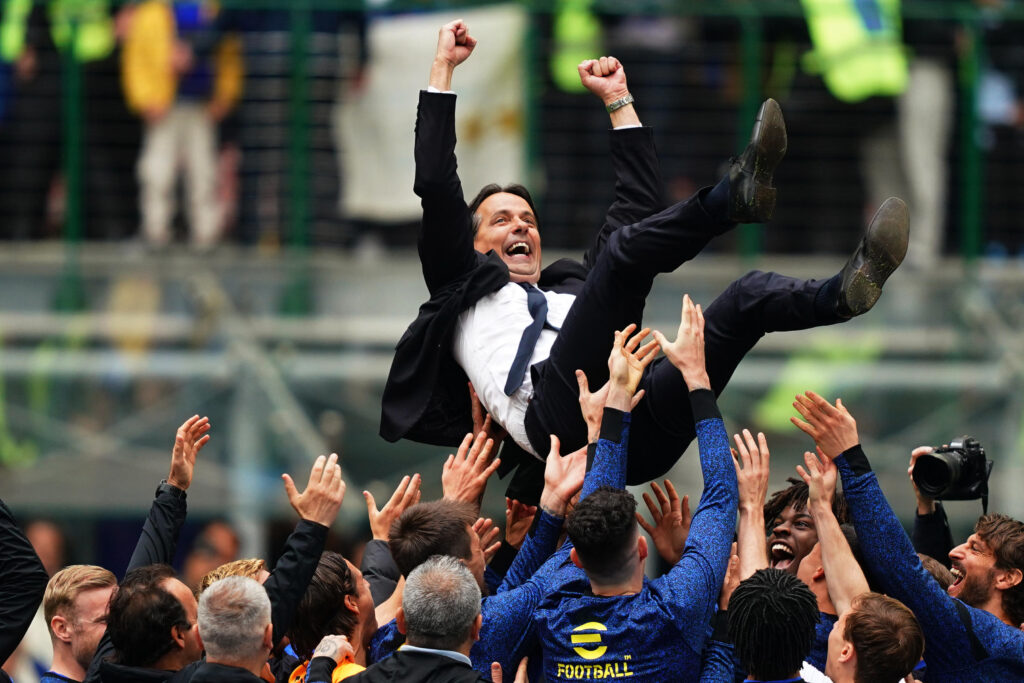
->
[467, 183, 539, 235]
[728, 568, 819, 680]
[565, 487, 638, 584]
[389, 500, 477, 577]
[107, 565, 189, 667]
[844, 592, 924, 683]
[918, 553, 953, 591]
[288, 552, 358, 661]
[764, 477, 849, 534]
[975, 513, 1024, 625]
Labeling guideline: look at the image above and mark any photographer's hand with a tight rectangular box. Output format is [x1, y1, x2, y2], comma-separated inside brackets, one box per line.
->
[908, 446, 937, 515]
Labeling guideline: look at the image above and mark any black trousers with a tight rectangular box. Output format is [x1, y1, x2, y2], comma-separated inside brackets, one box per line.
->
[522, 187, 841, 488]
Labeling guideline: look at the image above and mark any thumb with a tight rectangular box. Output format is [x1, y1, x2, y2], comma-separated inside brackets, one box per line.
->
[652, 330, 668, 348]
[490, 661, 503, 683]
[548, 434, 561, 459]
[363, 490, 377, 515]
[281, 473, 299, 503]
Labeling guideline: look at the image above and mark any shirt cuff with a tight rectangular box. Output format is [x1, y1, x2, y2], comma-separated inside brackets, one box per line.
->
[425, 85, 455, 95]
[599, 408, 630, 443]
[612, 123, 641, 130]
[839, 444, 871, 476]
[308, 656, 337, 682]
[688, 388, 721, 422]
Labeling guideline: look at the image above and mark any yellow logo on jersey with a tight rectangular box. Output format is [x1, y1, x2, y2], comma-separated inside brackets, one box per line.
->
[570, 621, 608, 660]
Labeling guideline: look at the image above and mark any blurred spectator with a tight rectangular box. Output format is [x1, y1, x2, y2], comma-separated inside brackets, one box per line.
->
[182, 520, 240, 593]
[0, 0, 138, 241]
[26, 520, 67, 577]
[122, 0, 243, 249]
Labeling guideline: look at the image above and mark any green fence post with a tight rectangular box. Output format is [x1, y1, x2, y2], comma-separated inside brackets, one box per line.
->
[957, 12, 983, 264]
[737, 8, 764, 260]
[280, 0, 313, 315]
[55, 15, 86, 312]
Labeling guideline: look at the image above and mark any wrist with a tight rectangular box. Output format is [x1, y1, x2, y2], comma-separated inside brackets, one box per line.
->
[683, 370, 710, 391]
[601, 89, 630, 107]
[606, 385, 633, 412]
[538, 491, 567, 518]
[428, 59, 454, 90]
[807, 498, 833, 516]
[739, 501, 764, 516]
[916, 498, 937, 516]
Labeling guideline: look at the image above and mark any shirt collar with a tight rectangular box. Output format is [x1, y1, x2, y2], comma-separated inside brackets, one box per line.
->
[399, 644, 472, 666]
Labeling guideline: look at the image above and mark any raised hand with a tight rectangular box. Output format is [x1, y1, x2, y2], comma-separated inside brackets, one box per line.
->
[607, 324, 658, 396]
[908, 446, 937, 515]
[505, 498, 538, 549]
[718, 543, 741, 610]
[473, 517, 501, 563]
[636, 480, 690, 565]
[577, 56, 629, 106]
[282, 453, 346, 527]
[364, 474, 422, 541]
[539, 436, 587, 518]
[430, 19, 477, 91]
[442, 431, 500, 510]
[790, 391, 860, 457]
[469, 382, 508, 446]
[167, 415, 211, 491]
[653, 294, 709, 391]
[733, 429, 771, 513]
[312, 634, 354, 664]
[796, 447, 838, 510]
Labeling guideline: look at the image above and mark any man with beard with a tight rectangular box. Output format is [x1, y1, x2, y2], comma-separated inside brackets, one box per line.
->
[792, 390, 1024, 680]
[41, 566, 118, 683]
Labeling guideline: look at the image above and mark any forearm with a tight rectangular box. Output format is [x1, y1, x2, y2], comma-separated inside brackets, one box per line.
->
[912, 502, 954, 568]
[428, 58, 454, 91]
[362, 539, 401, 606]
[699, 611, 734, 683]
[127, 481, 188, 571]
[580, 409, 630, 499]
[736, 505, 768, 579]
[497, 511, 563, 592]
[263, 520, 329, 645]
[808, 500, 869, 614]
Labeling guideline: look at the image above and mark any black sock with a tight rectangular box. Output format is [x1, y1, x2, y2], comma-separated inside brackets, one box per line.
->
[813, 273, 843, 320]
[705, 173, 732, 224]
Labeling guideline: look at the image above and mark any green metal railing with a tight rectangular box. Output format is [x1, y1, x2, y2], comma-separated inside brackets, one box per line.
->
[16, 0, 1024, 311]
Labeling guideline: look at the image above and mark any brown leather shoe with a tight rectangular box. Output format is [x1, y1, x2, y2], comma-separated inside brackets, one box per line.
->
[728, 98, 788, 223]
[836, 197, 910, 318]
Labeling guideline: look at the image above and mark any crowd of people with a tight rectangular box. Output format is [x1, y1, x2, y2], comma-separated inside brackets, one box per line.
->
[2, 17, 1024, 683]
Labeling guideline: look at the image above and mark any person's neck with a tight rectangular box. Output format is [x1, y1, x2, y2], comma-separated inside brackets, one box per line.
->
[983, 593, 1016, 627]
[813, 583, 836, 616]
[48, 643, 86, 682]
[406, 639, 474, 658]
[149, 649, 190, 673]
[349, 624, 367, 666]
[206, 654, 265, 677]
[589, 571, 643, 596]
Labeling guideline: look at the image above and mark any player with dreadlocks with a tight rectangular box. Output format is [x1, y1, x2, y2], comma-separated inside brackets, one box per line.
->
[728, 568, 820, 681]
[764, 477, 849, 574]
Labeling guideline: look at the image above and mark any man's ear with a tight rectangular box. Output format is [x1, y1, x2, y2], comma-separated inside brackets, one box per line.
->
[396, 607, 407, 636]
[50, 615, 73, 644]
[344, 593, 360, 615]
[996, 567, 1023, 591]
[637, 534, 648, 563]
[813, 566, 826, 582]
[191, 625, 203, 653]
[570, 547, 583, 570]
[838, 640, 855, 665]
[471, 613, 482, 642]
[262, 622, 273, 652]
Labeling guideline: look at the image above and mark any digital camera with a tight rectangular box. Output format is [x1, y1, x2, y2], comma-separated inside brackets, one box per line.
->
[912, 436, 992, 502]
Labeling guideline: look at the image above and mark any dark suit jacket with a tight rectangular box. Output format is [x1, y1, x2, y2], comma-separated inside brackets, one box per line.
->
[379, 90, 662, 448]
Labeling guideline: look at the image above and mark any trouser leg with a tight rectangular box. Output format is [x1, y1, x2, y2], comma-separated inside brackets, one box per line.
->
[138, 109, 180, 246]
[525, 186, 729, 456]
[183, 103, 220, 248]
[622, 270, 843, 483]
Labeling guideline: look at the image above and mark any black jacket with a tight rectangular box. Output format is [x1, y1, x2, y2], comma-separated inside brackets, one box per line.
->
[0, 499, 48, 682]
[190, 663, 264, 683]
[379, 91, 661, 448]
[343, 651, 487, 683]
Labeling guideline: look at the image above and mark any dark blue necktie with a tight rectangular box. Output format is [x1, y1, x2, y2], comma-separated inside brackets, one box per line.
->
[504, 283, 549, 396]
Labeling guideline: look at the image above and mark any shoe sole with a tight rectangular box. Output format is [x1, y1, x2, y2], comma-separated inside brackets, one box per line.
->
[738, 99, 788, 221]
[842, 197, 910, 314]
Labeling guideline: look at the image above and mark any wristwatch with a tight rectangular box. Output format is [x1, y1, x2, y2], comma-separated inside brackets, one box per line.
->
[156, 479, 187, 500]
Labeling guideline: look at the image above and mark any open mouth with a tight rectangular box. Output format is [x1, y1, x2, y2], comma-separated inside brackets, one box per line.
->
[949, 565, 965, 593]
[770, 542, 796, 570]
[505, 241, 531, 258]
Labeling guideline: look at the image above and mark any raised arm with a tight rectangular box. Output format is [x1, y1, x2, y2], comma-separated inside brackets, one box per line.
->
[362, 473, 420, 605]
[732, 429, 770, 579]
[791, 391, 974, 673]
[908, 446, 954, 566]
[265, 453, 347, 645]
[797, 447, 869, 614]
[415, 20, 481, 293]
[0, 498, 48, 666]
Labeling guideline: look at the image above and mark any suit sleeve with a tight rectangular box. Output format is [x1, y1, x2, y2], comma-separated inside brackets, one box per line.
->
[0, 498, 48, 664]
[263, 520, 329, 645]
[413, 90, 480, 294]
[361, 539, 400, 606]
[85, 483, 189, 683]
[582, 126, 663, 270]
[658, 390, 738, 656]
[835, 445, 982, 674]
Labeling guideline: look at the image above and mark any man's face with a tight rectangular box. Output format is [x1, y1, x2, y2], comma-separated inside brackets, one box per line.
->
[767, 504, 819, 574]
[825, 609, 851, 680]
[344, 559, 379, 642]
[161, 577, 203, 665]
[948, 533, 998, 606]
[473, 192, 542, 284]
[70, 585, 116, 670]
[462, 525, 487, 593]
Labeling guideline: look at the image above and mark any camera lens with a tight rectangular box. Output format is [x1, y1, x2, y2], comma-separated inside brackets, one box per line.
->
[913, 452, 962, 498]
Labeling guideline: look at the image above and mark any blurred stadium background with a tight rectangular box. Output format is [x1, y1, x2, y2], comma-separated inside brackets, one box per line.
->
[0, 0, 1022, 641]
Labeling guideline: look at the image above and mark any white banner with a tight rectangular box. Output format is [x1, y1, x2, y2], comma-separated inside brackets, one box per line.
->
[337, 6, 529, 222]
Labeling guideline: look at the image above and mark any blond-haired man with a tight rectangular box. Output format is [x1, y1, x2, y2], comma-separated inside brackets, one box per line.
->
[42, 565, 117, 683]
